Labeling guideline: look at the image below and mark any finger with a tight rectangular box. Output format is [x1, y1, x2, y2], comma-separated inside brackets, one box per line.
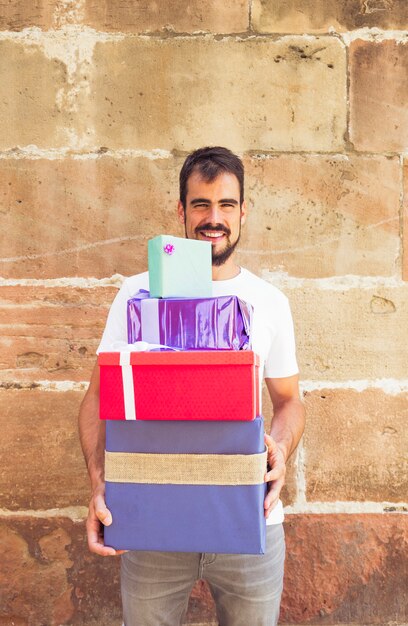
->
[87, 521, 116, 556]
[87, 514, 126, 556]
[264, 433, 277, 455]
[264, 488, 281, 509]
[264, 498, 279, 518]
[92, 538, 127, 556]
[264, 467, 284, 483]
[265, 478, 282, 500]
[88, 535, 126, 557]
[94, 493, 112, 526]
[264, 486, 281, 511]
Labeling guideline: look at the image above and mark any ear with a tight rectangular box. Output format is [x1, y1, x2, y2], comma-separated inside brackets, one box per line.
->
[177, 200, 185, 224]
[240, 200, 247, 226]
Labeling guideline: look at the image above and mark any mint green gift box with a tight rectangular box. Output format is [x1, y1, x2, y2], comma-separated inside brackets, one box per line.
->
[148, 235, 212, 298]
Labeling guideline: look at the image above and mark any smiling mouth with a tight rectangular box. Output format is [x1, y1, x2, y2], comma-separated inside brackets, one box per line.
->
[199, 230, 226, 239]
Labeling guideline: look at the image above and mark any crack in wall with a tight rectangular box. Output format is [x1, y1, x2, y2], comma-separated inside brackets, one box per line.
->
[0, 235, 146, 263]
[300, 379, 408, 394]
[0, 147, 173, 159]
[262, 270, 407, 290]
[0, 502, 405, 519]
[1, 273, 406, 290]
[285, 501, 408, 514]
[0, 275, 124, 287]
[340, 26, 408, 44]
[0, 506, 88, 521]
[2, 378, 408, 394]
[53, 0, 85, 28]
[294, 440, 307, 506]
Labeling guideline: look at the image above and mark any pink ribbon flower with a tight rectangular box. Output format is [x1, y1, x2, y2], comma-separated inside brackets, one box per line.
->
[163, 243, 175, 255]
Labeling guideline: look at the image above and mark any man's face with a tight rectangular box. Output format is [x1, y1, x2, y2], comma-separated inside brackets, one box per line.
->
[177, 171, 247, 266]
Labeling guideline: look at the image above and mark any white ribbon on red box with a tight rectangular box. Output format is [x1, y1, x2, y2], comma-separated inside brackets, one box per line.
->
[111, 341, 178, 420]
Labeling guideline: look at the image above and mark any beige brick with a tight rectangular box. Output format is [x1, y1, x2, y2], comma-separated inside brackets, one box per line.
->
[303, 388, 408, 501]
[285, 284, 408, 380]
[0, 1, 55, 30]
[0, 285, 117, 382]
[90, 37, 346, 152]
[252, 0, 408, 33]
[350, 40, 408, 152]
[403, 160, 408, 281]
[85, 0, 249, 33]
[0, 41, 70, 150]
[0, 517, 121, 626]
[2, 154, 400, 280]
[0, 156, 182, 278]
[239, 155, 400, 278]
[0, 389, 90, 509]
[282, 514, 408, 623]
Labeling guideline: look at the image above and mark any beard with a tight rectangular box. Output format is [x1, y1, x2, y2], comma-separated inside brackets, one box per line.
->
[211, 232, 240, 266]
[186, 222, 241, 267]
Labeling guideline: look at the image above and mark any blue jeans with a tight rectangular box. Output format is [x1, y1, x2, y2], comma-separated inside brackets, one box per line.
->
[121, 524, 285, 626]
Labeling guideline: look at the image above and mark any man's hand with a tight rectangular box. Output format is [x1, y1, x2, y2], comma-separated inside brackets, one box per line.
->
[263, 433, 286, 519]
[86, 484, 126, 556]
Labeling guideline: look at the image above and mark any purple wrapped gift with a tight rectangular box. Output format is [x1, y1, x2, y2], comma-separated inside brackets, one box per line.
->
[127, 289, 252, 350]
[104, 417, 267, 554]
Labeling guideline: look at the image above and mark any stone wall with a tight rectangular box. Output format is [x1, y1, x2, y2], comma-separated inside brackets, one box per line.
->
[0, 1, 407, 624]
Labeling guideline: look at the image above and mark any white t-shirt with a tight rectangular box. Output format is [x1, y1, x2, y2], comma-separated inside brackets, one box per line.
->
[97, 267, 299, 525]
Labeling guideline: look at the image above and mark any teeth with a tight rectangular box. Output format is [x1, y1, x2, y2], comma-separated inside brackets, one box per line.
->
[202, 231, 224, 238]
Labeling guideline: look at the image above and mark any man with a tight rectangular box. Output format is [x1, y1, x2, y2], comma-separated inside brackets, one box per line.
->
[79, 146, 305, 626]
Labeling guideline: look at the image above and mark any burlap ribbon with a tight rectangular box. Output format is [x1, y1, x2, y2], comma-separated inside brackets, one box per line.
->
[105, 449, 267, 486]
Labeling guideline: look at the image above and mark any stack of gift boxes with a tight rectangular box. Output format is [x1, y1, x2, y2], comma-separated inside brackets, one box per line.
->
[98, 235, 267, 554]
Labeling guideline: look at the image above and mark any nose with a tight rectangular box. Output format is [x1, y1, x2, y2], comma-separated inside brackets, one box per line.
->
[207, 203, 223, 225]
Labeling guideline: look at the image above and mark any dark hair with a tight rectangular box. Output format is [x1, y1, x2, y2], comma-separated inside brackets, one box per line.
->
[179, 146, 244, 209]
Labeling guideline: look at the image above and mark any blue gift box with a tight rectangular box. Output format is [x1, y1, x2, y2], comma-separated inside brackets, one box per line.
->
[148, 234, 212, 298]
[104, 418, 267, 554]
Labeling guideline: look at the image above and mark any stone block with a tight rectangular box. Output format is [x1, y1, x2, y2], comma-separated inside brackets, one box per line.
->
[403, 159, 408, 281]
[0, 41, 70, 150]
[0, 389, 91, 509]
[0, 1, 55, 30]
[252, 0, 408, 33]
[0, 156, 182, 278]
[303, 388, 408, 501]
[350, 40, 408, 152]
[2, 153, 401, 280]
[90, 37, 346, 152]
[282, 514, 408, 623]
[281, 283, 408, 380]
[1, 514, 406, 624]
[0, 517, 121, 626]
[85, 0, 248, 33]
[239, 154, 400, 278]
[1, 153, 402, 280]
[0, 285, 118, 382]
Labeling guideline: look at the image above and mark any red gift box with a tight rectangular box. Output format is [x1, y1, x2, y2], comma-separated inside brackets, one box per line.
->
[99, 350, 260, 421]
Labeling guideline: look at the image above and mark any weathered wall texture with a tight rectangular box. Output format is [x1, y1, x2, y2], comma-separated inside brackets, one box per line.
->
[0, 1, 407, 624]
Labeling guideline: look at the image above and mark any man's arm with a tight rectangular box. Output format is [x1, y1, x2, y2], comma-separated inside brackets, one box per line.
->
[78, 360, 124, 556]
[263, 374, 305, 518]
